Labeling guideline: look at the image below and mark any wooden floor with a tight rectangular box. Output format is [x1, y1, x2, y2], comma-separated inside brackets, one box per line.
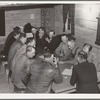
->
[0, 65, 9, 93]
[0, 44, 10, 93]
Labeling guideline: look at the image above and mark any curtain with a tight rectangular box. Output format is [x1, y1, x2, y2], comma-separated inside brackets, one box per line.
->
[70, 4, 75, 35]
[63, 4, 69, 32]
[41, 8, 50, 33]
[63, 4, 75, 35]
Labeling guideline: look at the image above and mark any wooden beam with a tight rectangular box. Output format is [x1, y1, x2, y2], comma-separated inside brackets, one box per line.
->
[0, 4, 59, 11]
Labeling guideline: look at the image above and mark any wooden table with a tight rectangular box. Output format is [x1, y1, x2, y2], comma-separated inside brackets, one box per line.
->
[52, 63, 76, 93]
[38, 55, 100, 93]
[52, 63, 100, 93]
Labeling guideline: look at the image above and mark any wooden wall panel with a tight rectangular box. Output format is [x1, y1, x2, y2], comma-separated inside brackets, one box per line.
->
[75, 10, 98, 22]
[49, 7, 55, 31]
[55, 5, 63, 35]
[75, 4, 100, 13]
[5, 8, 41, 36]
[75, 18, 97, 30]
[75, 25, 97, 44]
[75, 4, 100, 46]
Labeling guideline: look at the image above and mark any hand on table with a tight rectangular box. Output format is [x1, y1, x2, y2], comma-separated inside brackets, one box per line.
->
[39, 55, 44, 59]
[51, 54, 59, 68]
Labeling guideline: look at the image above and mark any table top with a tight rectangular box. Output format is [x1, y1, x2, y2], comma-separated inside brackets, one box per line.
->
[52, 63, 76, 93]
[52, 63, 100, 93]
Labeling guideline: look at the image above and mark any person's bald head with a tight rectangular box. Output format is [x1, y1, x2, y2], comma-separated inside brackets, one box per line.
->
[26, 46, 35, 58]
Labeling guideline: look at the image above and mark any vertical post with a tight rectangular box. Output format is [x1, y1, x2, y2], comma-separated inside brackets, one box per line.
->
[95, 17, 100, 45]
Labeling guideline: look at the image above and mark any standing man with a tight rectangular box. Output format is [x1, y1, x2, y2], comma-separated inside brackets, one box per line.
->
[2, 26, 21, 60]
[8, 33, 27, 76]
[11, 46, 36, 93]
[11, 38, 36, 73]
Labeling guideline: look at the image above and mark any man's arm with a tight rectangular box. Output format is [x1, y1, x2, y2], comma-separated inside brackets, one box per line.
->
[55, 43, 62, 57]
[60, 49, 72, 61]
[66, 59, 77, 65]
[21, 61, 31, 86]
[53, 67, 63, 84]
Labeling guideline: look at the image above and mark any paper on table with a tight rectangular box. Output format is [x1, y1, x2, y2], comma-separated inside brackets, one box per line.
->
[62, 69, 72, 76]
[63, 75, 68, 79]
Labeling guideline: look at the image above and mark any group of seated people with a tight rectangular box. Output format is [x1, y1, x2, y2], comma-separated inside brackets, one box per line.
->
[0, 22, 99, 93]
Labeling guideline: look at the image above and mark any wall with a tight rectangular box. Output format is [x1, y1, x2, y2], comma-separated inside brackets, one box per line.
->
[0, 7, 56, 44]
[54, 4, 100, 45]
[5, 8, 41, 36]
[0, 8, 41, 44]
[49, 8, 55, 31]
[75, 4, 99, 45]
[75, 4, 100, 71]
[55, 5, 63, 35]
[1, 4, 100, 69]
[0, 5, 64, 44]
[54, 4, 100, 70]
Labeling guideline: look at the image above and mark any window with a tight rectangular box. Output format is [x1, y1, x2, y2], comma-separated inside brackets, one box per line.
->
[0, 10, 5, 36]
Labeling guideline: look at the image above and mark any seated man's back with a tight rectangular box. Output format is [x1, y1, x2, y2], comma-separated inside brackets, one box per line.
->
[26, 58, 63, 93]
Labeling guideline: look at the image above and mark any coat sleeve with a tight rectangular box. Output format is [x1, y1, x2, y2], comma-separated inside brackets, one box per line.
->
[55, 43, 62, 57]
[61, 49, 72, 61]
[70, 66, 77, 86]
[21, 61, 31, 86]
[53, 67, 63, 84]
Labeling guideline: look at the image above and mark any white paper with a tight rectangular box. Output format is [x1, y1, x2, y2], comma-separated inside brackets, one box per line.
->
[62, 69, 72, 76]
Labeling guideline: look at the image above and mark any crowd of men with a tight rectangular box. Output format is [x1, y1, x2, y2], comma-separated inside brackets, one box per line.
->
[0, 23, 99, 93]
